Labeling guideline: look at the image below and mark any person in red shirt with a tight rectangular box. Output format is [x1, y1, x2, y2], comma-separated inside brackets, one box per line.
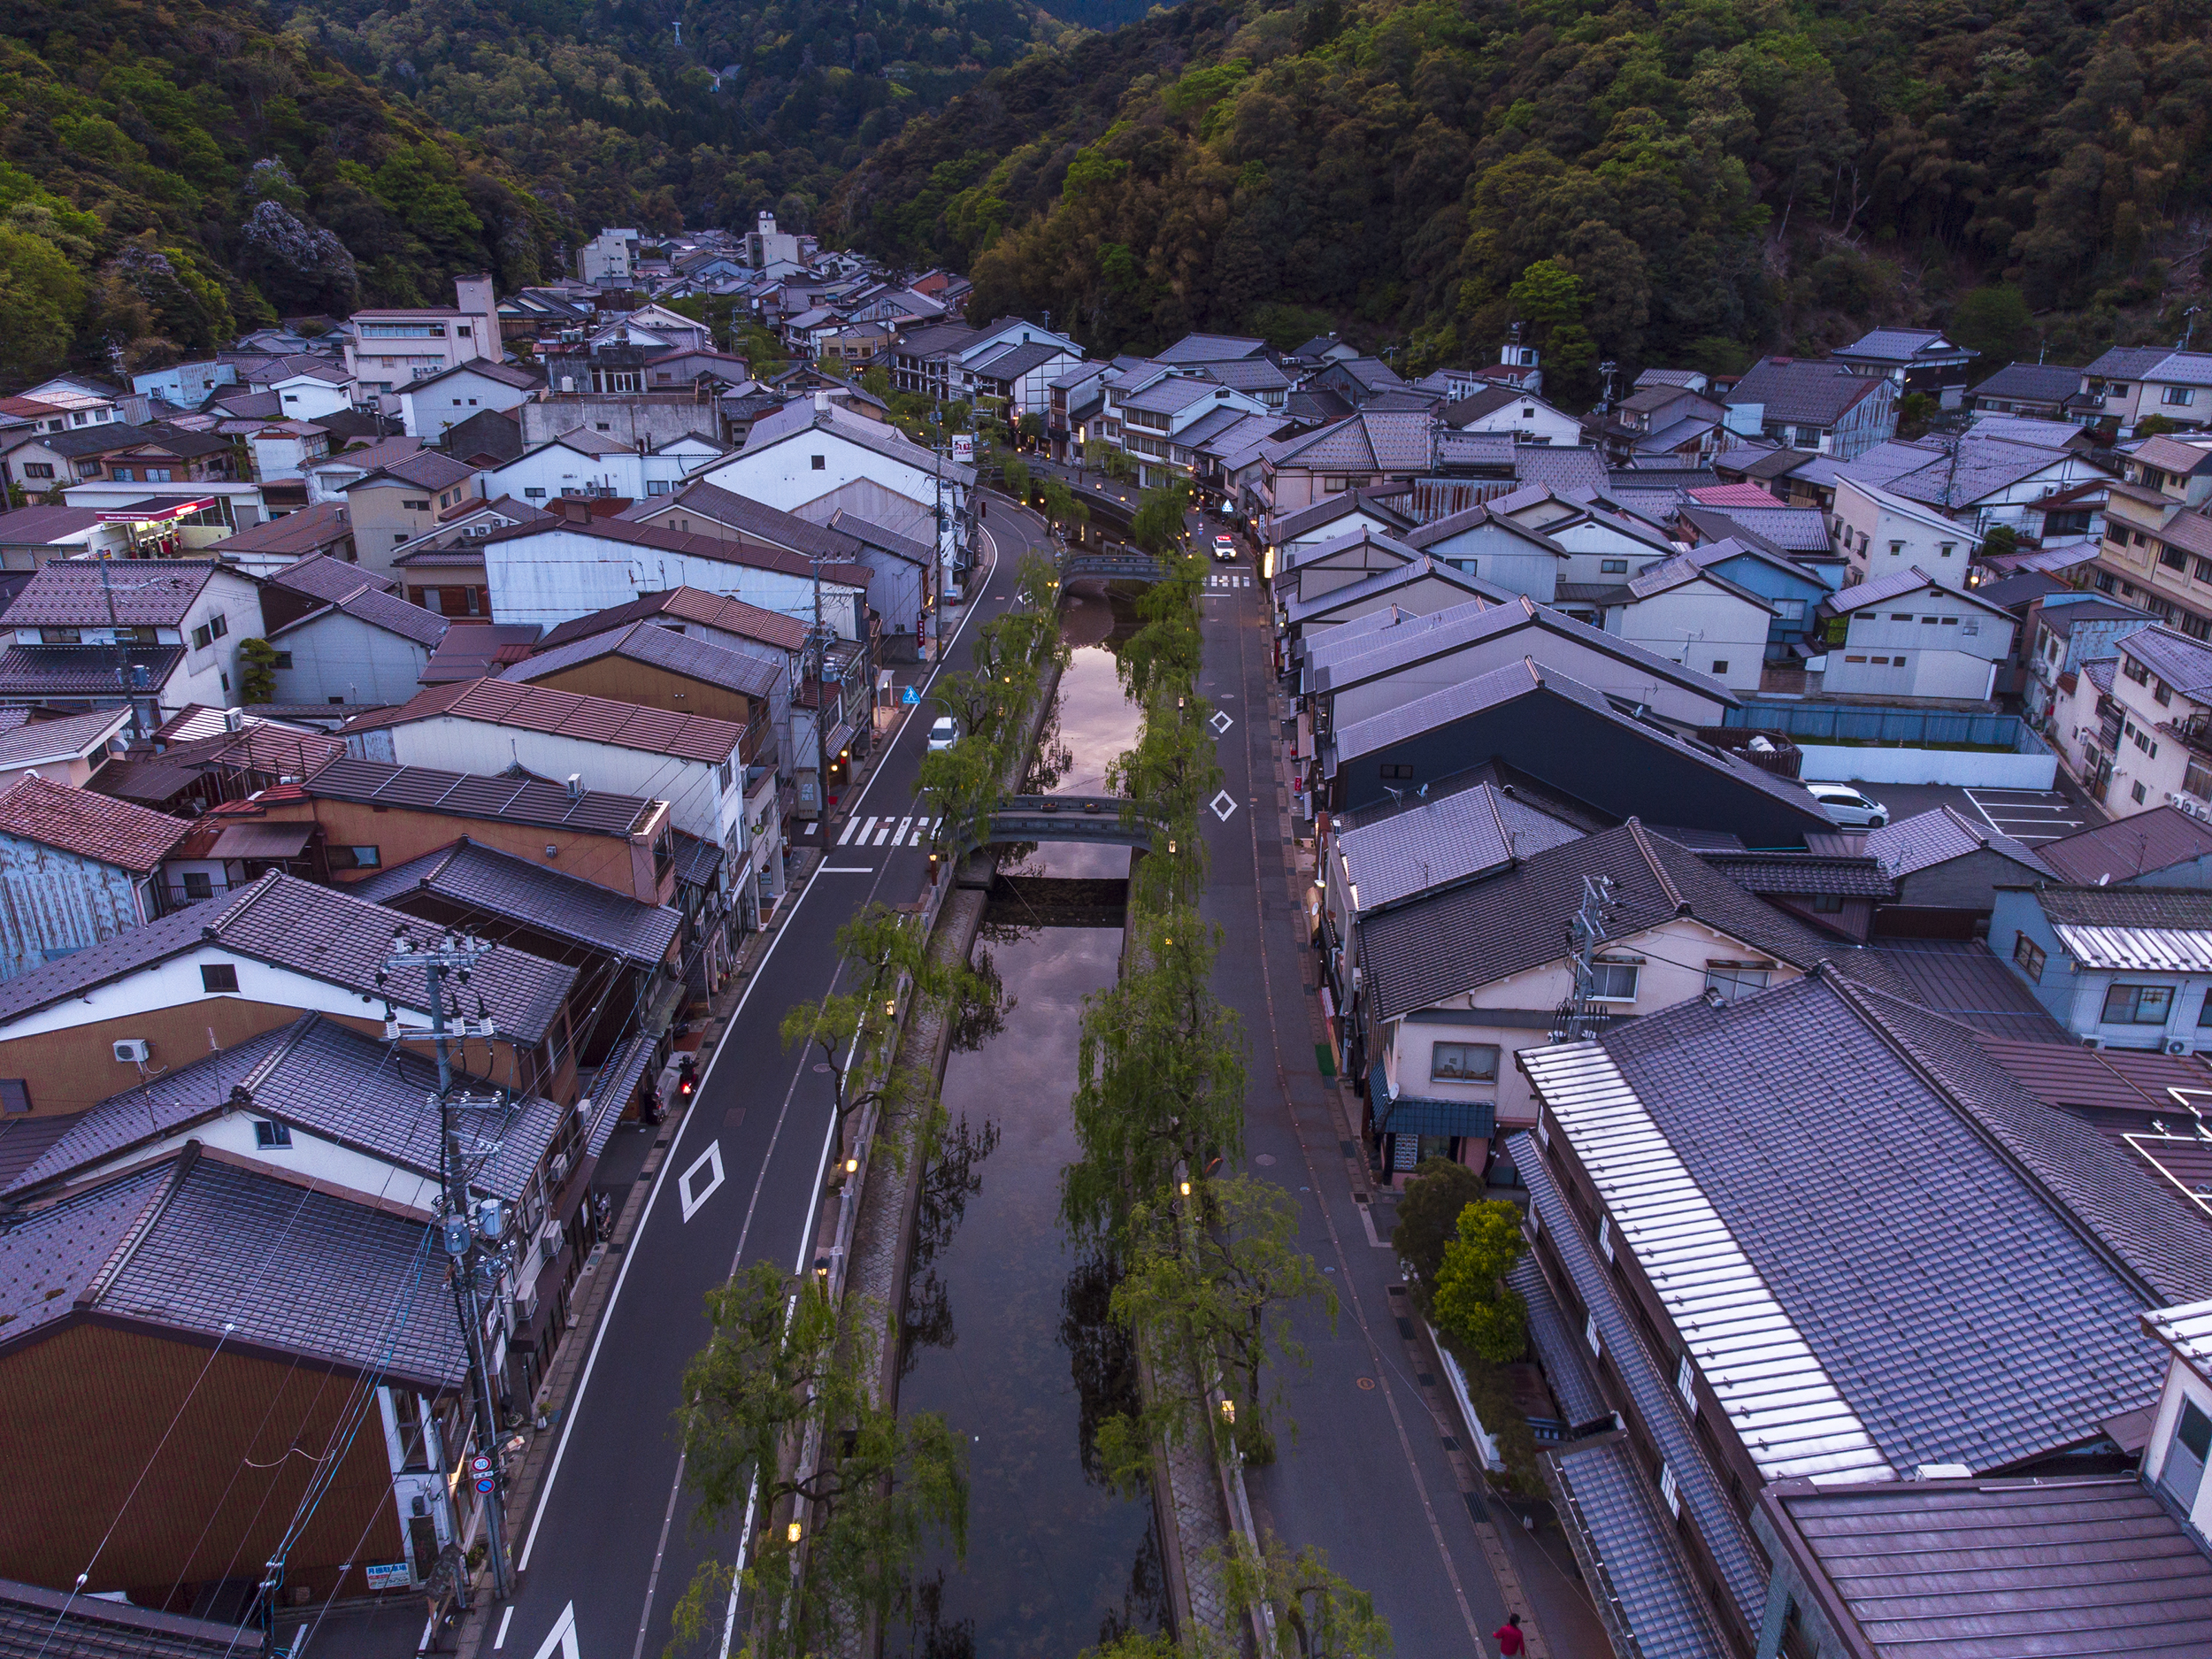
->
[1494, 1612, 1527, 1655]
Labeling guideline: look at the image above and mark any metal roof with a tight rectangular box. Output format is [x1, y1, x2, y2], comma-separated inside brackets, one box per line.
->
[1336, 781, 1584, 912]
[535, 588, 807, 656]
[346, 676, 744, 764]
[350, 837, 680, 966]
[303, 755, 659, 835]
[1522, 1041, 1894, 1486]
[0, 559, 223, 627]
[584, 1033, 657, 1160]
[1824, 565, 2010, 618]
[1868, 940, 2067, 1043]
[2119, 626, 2212, 701]
[503, 618, 779, 701]
[2038, 885, 2212, 970]
[2039, 806, 2212, 885]
[0, 706, 129, 770]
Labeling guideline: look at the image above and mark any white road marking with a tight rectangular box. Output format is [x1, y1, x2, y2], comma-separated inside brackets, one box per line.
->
[678, 1141, 726, 1222]
[495, 1606, 515, 1651]
[837, 817, 866, 847]
[818, 865, 876, 873]
[1210, 710, 1234, 734]
[526, 1602, 580, 1659]
[1210, 789, 1239, 822]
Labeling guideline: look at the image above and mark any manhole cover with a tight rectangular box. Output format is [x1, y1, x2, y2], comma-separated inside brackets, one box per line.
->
[1254, 1153, 1277, 1166]
[812, 1063, 832, 1073]
[1356, 1376, 1375, 1390]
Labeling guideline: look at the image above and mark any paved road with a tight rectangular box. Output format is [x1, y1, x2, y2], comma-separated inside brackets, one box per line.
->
[488, 513, 1041, 1659]
[1191, 518, 1608, 1659]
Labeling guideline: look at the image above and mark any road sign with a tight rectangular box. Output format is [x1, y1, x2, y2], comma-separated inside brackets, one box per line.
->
[901, 685, 920, 704]
[470, 1454, 492, 1475]
[475, 1476, 496, 1494]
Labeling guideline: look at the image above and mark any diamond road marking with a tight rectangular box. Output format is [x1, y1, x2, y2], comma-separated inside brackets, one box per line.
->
[679, 1141, 726, 1222]
[1210, 710, 1234, 734]
[1210, 790, 1238, 822]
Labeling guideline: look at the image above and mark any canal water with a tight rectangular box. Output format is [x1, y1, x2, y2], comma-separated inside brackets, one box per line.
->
[891, 588, 1166, 1658]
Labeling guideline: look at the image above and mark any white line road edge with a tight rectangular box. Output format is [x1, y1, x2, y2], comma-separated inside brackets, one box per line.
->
[509, 514, 1016, 1642]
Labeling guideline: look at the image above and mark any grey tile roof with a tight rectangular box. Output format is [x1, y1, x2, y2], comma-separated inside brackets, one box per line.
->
[1270, 411, 1435, 473]
[503, 618, 779, 701]
[2035, 882, 2212, 932]
[1513, 1142, 1770, 1634]
[0, 1162, 173, 1347]
[2084, 346, 2179, 381]
[1825, 565, 2008, 618]
[671, 827, 722, 888]
[1698, 850, 1893, 898]
[262, 547, 392, 601]
[1511, 446, 1612, 494]
[1865, 805, 2056, 880]
[2040, 805, 2212, 885]
[1359, 820, 1897, 1018]
[1970, 361, 2085, 403]
[1764, 1475, 2212, 1659]
[1336, 781, 1584, 912]
[969, 341, 1064, 383]
[10, 1013, 562, 1204]
[1154, 333, 1266, 365]
[1119, 377, 1222, 417]
[535, 587, 806, 656]
[1685, 503, 1832, 553]
[634, 479, 864, 563]
[2119, 625, 2212, 700]
[1596, 976, 2172, 1468]
[1, 559, 220, 627]
[1268, 489, 1413, 543]
[270, 582, 448, 647]
[1726, 358, 1886, 426]
[0, 1574, 264, 1655]
[351, 837, 680, 966]
[0, 872, 576, 1041]
[738, 400, 975, 486]
[1194, 357, 1291, 394]
[826, 510, 933, 565]
[1836, 327, 1964, 362]
[304, 755, 659, 835]
[1841, 434, 2071, 510]
[1281, 557, 1507, 631]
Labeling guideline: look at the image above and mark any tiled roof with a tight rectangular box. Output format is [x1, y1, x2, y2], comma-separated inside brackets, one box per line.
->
[1336, 781, 1583, 912]
[8, 1013, 561, 1203]
[2119, 625, 2212, 700]
[1586, 976, 2170, 1468]
[0, 505, 106, 544]
[353, 449, 478, 492]
[351, 837, 679, 965]
[1267, 489, 1413, 543]
[344, 676, 744, 764]
[969, 341, 1064, 383]
[0, 871, 574, 1040]
[670, 827, 722, 887]
[1825, 565, 2009, 618]
[1865, 805, 2055, 880]
[305, 754, 659, 834]
[0, 774, 188, 872]
[211, 504, 358, 560]
[1763, 1475, 2212, 1659]
[1725, 357, 1886, 426]
[1359, 820, 1893, 1019]
[1118, 377, 1221, 417]
[503, 618, 779, 700]
[1280, 557, 1506, 631]
[0, 642, 184, 698]
[0, 1573, 263, 1655]
[1268, 410, 1435, 473]
[404, 358, 543, 394]
[1, 559, 221, 627]
[537, 587, 808, 656]
[271, 582, 449, 647]
[1698, 849, 1893, 898]
[1153, 333, 1266, 365]
[261, 548, 391, 601]
[1510, 446, 1611, 493]
[735, 398, 976, 485]
[308, 434, 420, 475]
[416, 621, 541, 684]
[0, 706, 128, 769]
[2084, 346, 2177, 381]
[1836, 327, 1963, 361]
[2039, 805, 2212, 885]
[1866, 937, 2068, 1042]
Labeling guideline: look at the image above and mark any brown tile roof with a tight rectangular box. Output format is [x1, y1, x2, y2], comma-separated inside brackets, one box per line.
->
[0, 774, 190, 872]
[535, 587, 807, 654]
[343, 676, 744, 764]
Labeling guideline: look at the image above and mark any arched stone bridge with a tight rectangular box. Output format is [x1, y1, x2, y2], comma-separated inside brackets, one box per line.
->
[983, 795, 1166, 847]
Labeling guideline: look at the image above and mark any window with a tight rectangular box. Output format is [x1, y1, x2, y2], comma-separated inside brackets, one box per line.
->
[1710, 660, 1728, 675]
[2011, 934, 2047, 981]
[1378, 763, 1416, 780]
[208, 612, 227, 640]
[2102, 982, 2173, 1024]
[403, 498, 431, 511]
[2164, 547, 2191, 572]
[191, 623, 211, 649]
[146, 467, 172, 483]
[1430, 1042, 1500, 1082]
[272, 650, 293, 670]
[1939, 541, 1955, 557]
[2163, 386, 2196, 406]
[106, 466, 130, 481]
[391, 1391, 434, 1472]
[717, 760, 733, 793]
[202, 963, 240, 993]
[2125, 657, 2153, 684]
[1704, 962, 1771, 1002]
[1809, 892, 1844, 913]
[1888, 541, 1905, 557]
[2133, 780, 2149, 804]
[524, 487, 547, 498]
[347, 846, 382, 869]
[1675, 1353, 1697, 1411]
[1597, 1215, 1613, 1261]
[648, 480, 672, 495]
[253, 1118, 293, 1148]
[1600, 559, 1628, 574]
[1589, 958, 1640, 1001]
[2187, 760, 2212, 801]
[1891, 612, 1914, 621]
[1658, 1462, 1680, 1517]
[182, 871, 212, 901]
[2158, 680, 2174, 705]
[810, 454, 826, 471]
[1773, 598, 1805, 622]
[1922, 615, 1940, 626]
[0, 1079, 28, 1114]
[2162, 1399, 2212, 1514]
[20, 463, 52, 479]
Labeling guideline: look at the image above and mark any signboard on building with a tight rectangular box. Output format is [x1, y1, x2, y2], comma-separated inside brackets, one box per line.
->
[949, 434, 975, 464]
[365, 1562, 412, 1592]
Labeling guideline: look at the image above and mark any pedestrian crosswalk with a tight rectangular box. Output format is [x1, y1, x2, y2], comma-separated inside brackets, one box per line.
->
[836, 812, 941, 849]
[1207, 572, 1253, 589]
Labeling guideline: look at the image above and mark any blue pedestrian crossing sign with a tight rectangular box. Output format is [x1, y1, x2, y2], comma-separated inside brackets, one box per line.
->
[901, 685, 920, 704]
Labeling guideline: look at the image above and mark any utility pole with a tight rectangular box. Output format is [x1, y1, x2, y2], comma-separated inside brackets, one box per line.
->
[383, 926, 515, 1604]
[931, 406, 947, 664]
[1551, 875, 1618, 1041]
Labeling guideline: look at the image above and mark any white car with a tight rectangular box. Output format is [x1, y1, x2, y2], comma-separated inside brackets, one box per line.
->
[926, 716, 958, 751]
[1213, 534, 1237, 561]
[1807, 783, 1888, 827]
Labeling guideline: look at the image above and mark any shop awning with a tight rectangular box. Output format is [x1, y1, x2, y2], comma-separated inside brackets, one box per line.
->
[207, 821, 315, 858]
[1371, 1085, 1496, 1140]
[583, 1033, 658, 1159]
[94, 496, 218, 524]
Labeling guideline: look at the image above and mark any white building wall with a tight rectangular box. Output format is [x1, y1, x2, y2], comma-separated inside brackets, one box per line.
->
[270, 377, 354, 421]
[1609, 586, 1771, 695]
[270, 612, 437, 706]
[399, 369, 536, 443]
[480, 529, 861, 637]
[1832, 478, 1970, 578]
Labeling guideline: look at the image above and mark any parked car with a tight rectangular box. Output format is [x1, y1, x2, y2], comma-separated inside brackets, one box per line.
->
[1213, 534, 1237, 562]
[1807, 782, 1889, 827]
[927, 716, 958, 751]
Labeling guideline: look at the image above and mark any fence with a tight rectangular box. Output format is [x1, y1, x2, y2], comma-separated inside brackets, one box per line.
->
[1727, 703, 2059, 787]
[1723, 703, 2030, 749]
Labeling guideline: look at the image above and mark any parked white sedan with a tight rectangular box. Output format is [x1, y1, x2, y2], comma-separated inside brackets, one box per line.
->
[1806, 782, 1889, 828]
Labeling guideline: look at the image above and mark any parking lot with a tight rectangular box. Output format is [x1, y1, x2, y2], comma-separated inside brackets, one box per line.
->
[1833, 780, 2104, 843]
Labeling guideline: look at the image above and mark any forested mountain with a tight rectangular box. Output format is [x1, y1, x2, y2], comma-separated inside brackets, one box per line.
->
[829, 0, 2212, 398]
[0, 0, 561, 382]
[266, 0, 1074, 233]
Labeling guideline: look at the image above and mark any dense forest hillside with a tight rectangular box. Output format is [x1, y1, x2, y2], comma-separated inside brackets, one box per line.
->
[829, 0, 2212, 396]
[268, 0, 1077, 232]
[0, 0, 562, 382]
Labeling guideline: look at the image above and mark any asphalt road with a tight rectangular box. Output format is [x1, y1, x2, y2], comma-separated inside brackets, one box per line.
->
[489, 511, 1041, 1659]
[1191, 517, 1607, 1659]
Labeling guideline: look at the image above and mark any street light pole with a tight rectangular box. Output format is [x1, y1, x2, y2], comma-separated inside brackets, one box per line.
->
[383, 926, 514, 1605]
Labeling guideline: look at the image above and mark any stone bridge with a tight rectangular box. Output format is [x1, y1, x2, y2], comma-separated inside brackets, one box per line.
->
[983, 794, 1164, 847]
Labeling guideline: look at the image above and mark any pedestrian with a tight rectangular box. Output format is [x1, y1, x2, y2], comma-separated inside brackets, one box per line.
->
[1494, 1613, 1525, 1656]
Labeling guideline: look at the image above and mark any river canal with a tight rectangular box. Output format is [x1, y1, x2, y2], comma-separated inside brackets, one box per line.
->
[890, 588, 1166, 1658]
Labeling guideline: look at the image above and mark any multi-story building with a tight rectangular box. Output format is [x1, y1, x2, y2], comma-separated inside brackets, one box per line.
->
[342, 275, 503, 407]
[1724, 358, 1897, 459]
[2077, 347, 2212, 438]
[2086, 434, 2212, 636]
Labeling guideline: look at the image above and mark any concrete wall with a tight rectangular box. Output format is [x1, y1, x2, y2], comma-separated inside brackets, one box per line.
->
[1798, 744, 2057, 787]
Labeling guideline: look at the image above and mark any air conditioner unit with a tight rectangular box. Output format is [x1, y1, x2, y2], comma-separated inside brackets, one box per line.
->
[2169, 1040, 2193, 1056]
[111, 1039, 150, 1064]
[547, 1150, 569, 1187]
[2081, 1035, 2105, 1049]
